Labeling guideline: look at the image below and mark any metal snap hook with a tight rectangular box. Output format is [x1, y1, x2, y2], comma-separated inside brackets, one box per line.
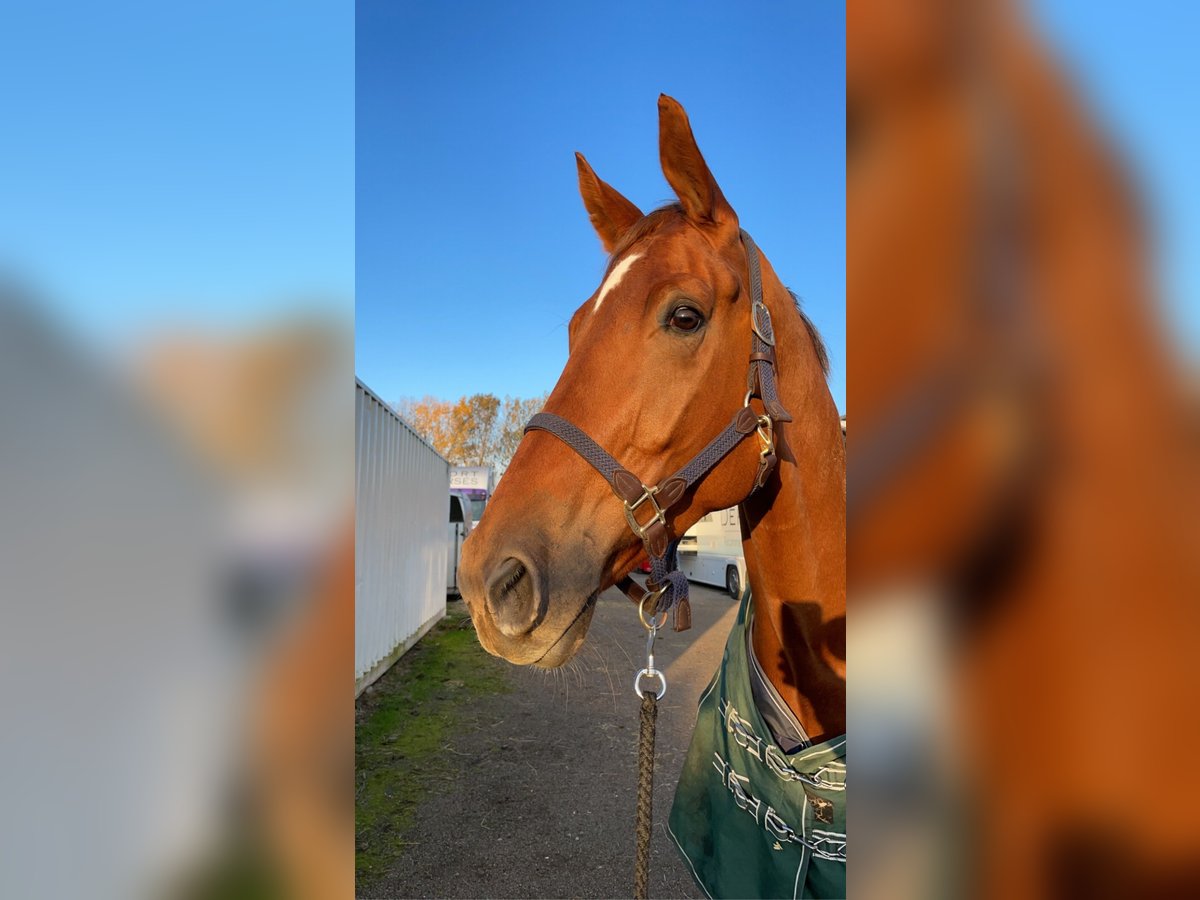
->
[755, 414, 775, 456]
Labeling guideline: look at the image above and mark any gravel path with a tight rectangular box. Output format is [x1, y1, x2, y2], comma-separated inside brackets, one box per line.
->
[364, 583, 738, 900]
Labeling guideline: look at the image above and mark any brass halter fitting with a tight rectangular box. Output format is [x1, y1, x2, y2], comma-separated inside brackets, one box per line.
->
[756, 414, 775, 460]
[623, 483, 667, 542]
[742, 390, 776, 460]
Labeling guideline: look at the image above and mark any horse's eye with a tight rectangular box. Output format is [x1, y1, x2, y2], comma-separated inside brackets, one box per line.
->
[668, 306, 704, 333]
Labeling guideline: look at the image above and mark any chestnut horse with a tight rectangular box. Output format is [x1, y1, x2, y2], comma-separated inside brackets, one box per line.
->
[459, 95, 845, 898]
[849, 2, 1200, 898]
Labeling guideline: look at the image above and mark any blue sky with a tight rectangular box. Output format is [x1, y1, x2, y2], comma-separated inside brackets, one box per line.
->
[1, 1, 353, 344]
[1033, 1, 1200, 353]
[356, 1, 847, 412]
[1, 3, 1193, 387]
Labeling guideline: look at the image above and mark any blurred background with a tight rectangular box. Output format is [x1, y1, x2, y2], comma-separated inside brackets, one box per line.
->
[848, 1, 1199, 898]
[0, 2, 353, 898]
[3, 0, 1198, 898]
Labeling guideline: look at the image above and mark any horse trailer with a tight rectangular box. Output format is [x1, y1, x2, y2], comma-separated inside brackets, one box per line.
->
[446, 489, 475, 597]
[450, 464, 493, 523]
[678, 506, 749, 600]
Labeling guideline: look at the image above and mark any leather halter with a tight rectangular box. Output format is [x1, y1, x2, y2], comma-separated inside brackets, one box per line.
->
[524, 229, 792, 632]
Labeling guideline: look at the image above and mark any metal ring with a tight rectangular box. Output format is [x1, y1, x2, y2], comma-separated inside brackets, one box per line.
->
[638, 590, 669, 630]
[634, 667, 667, 700]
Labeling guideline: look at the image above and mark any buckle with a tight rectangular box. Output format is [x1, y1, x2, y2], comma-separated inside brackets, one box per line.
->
[623, 483, 667, 541]
[751, 301, 776, 346]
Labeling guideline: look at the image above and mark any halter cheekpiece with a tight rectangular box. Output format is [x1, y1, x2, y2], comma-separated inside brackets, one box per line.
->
[524, 229, 792, 631]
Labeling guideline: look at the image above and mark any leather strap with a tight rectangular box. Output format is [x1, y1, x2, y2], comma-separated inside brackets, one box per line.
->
[741, 230, 793, 423]
[525, 407, 756, 631]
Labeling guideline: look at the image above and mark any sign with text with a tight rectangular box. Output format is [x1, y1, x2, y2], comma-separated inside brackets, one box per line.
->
[450, 466, 491, 492]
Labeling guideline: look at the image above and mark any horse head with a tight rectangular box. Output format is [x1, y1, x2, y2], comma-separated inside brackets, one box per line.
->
[459, 95, 817, 667]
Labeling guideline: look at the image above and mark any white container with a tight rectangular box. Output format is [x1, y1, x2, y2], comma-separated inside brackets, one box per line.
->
[355, 378, 448, 693]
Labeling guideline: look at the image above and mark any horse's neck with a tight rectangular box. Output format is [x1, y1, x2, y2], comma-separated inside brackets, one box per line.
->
[739, 327, 846, 743]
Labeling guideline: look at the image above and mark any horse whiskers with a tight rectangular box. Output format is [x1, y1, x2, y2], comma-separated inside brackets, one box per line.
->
[568, 656, 585, 690]
[585, 642, 618, 707]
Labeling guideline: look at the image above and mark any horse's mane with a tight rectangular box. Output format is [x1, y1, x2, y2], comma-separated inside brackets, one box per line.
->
[788, 288, 831, 377]
[609, 203, 830, 377]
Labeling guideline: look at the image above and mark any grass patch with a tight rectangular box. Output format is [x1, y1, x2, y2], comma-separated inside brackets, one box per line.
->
[355, 604, 510, 888]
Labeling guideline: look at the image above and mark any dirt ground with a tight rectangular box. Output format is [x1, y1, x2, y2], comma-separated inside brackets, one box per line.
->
[357, 583, 739, 900]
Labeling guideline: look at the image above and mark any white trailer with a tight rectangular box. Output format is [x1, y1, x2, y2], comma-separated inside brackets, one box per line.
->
[355, 378, 449, 694]
[450, 465, 494, 523]
[446, 490, 475, 597]
[677, 506, 749, 600]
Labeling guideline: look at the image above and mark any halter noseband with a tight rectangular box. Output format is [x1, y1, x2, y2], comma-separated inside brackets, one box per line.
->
[523, 230, 792, 632]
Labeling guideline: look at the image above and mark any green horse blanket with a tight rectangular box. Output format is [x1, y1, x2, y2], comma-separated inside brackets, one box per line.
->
[668, 590, 846, 898]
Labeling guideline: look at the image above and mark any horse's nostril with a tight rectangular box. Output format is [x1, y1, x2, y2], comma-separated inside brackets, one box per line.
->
[486, 557, 539, 637]
[496, 558, 526, 596]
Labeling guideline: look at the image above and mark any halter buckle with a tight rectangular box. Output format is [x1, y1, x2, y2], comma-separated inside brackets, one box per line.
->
[623, 483, 667, 542]
[751, 301, 776, 346]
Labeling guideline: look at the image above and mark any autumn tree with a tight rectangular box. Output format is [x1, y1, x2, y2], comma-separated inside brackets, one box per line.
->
[394, 395, 456, 456]
[393, 391, 547, 473]
[495, 394, 548, 472]
[456, 393, 500, 465]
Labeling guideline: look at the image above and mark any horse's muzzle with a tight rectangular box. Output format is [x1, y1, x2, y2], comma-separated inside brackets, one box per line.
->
[459, 537, 601, 667]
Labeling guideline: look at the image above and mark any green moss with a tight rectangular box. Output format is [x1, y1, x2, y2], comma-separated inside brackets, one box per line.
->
[355, 605, 509, 889]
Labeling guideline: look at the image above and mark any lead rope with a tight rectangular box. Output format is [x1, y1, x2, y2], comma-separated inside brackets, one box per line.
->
[634, 690, 657, 899]
[633, 597, 667, 898]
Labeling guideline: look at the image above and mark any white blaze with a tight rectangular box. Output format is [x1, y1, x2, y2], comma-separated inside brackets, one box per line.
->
[593, 252, 642, 313]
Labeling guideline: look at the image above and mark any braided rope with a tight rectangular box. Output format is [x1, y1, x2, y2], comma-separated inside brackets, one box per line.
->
[634, 689, 657, 900]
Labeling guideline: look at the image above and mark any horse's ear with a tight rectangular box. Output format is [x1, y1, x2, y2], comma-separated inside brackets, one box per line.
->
[658, 94, 738, 237]
[576, 152, 644, 253]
